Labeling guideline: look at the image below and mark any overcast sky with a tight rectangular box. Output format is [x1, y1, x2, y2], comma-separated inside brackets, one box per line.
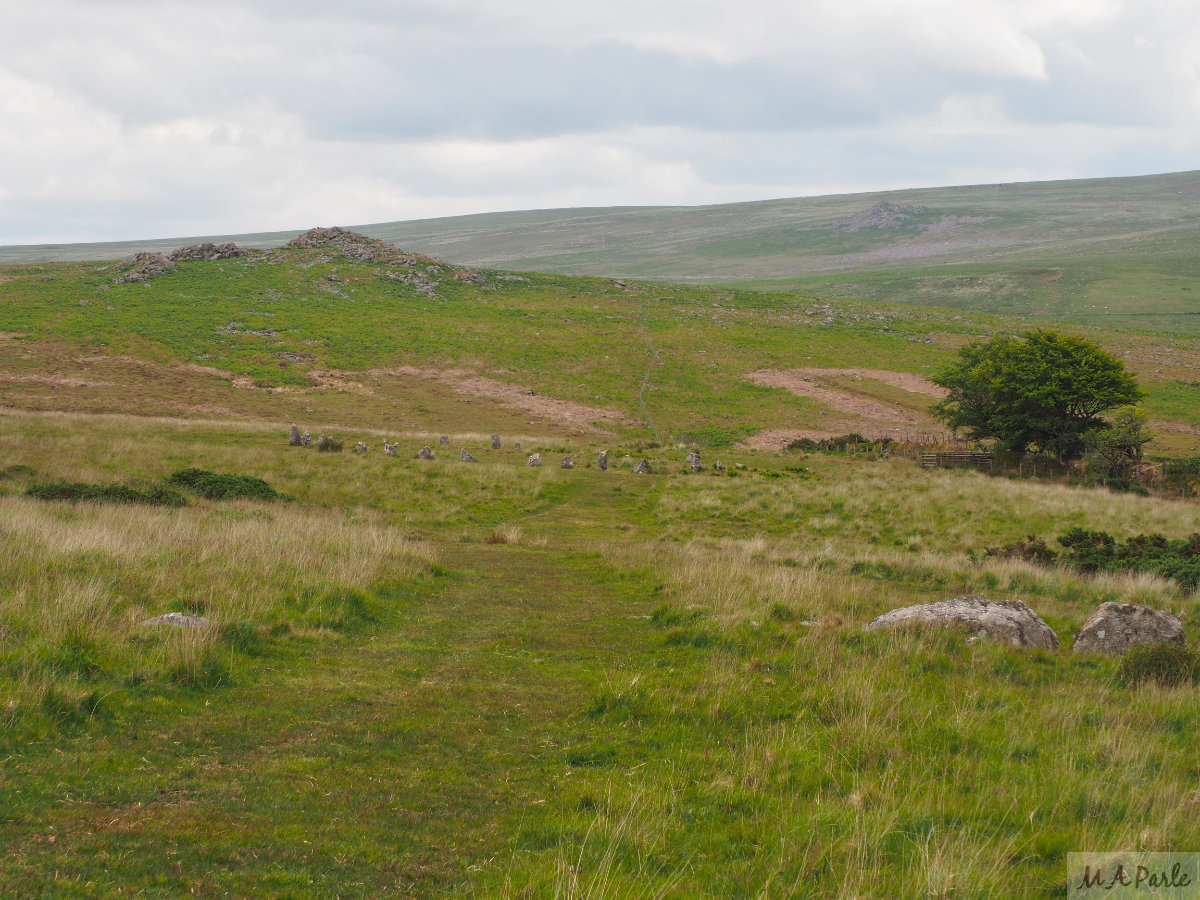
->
[2, 0, 1198, 244]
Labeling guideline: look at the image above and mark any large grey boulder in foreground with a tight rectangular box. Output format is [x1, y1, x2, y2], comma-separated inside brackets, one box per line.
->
[866, 594, 1059, 649]
[1073, 603, 1184, 656]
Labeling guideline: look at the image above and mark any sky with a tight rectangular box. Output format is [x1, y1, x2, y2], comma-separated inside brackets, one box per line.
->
[1, 0, 1198, 244]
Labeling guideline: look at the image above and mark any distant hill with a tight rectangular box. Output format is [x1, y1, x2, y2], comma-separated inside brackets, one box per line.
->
[5, 170, 1200, 333]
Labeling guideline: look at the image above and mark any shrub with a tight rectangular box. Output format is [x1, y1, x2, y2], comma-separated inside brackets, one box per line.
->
[1118, 643, 1200, 688]
[168, 468, 285, 501]
[26, 480, 187, 507]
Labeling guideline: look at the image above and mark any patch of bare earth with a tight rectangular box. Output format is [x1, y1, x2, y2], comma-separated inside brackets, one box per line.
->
[743, 368, 950, 449]
[314, 366, 636, 434]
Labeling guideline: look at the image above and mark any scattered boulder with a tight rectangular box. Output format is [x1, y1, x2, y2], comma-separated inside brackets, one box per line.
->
[168, 242, 245, 262]
[289, 424, 303, 446]
[491, 435, 501, 450]
[597, 450, 608, 472]
[439, 435, 450, 448]
[632, 459, 652, 475]
[113, 252, 175, 284]
[561, 456, 574, 469]
[353, 441, 368, 454]
[460, 448, 477, 463]
[417, 446, 434, 459]
[141, 612, 210, 628]
[1073, 603, 1185, 656]
[866, 594, 1059, 649]
[686, 450, 702, 472]
[528, 453, 542, 467]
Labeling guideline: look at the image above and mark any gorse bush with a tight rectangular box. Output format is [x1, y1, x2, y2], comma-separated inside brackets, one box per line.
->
[25, 480, 187, 507]
[987, 528, 1200, 589]
[1118, 643, 1200, 688]
[168, 468, 286, 501]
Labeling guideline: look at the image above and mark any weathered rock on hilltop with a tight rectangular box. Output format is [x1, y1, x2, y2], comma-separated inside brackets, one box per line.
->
[1073, 603, 1185, 656]
[866, 594, 1059, 649]
[169, 242, 245, 262]
[113, 252, 175, 284]
[287, 227, 399, 262]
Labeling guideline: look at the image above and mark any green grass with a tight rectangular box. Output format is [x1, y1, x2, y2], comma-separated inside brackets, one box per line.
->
[3, 410, 1200, 897]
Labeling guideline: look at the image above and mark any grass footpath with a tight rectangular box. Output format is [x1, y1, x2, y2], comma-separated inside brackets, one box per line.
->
[3, 413, 1200, 897]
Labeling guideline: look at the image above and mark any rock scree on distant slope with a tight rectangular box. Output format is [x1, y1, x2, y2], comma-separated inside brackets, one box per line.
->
[1073, 603, 1185, 656]
[866, 594, 1059, 649]
[836, 201, 930, 232]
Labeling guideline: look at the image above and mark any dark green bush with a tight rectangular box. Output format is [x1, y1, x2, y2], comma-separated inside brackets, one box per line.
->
[168, 468, 285, 501]
[1118, 643, 1200, 688]
[26, 480, 187, 507]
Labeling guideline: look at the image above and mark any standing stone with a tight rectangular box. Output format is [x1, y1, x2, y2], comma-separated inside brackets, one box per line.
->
[515, 442, 522, 451]
[354, 441, 368, 454]
[383, 441, 398, 457]
[713, 461, 726, 472]
[289, 424, 303, 446]
[632, 458, 651, 474]
[300, 432, 313, 447]
[597, 450, 608, 472]
[686, 450, 702, 472]
[865, 595, 1059, 649]
[561, 456, 574, 469]
[528, 453, 542, 467]
[1073, 603, 1186, 656]
[460, 448, 477, 463]
[439, 435, 450, 448]
[491, 435, 501, 450]
[417, 446, 434, 459]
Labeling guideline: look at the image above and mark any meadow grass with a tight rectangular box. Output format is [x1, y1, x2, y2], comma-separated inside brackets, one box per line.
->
[3, 409, 1200, 897]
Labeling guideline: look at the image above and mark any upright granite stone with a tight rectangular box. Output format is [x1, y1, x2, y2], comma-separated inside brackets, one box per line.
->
[1073, 603, 1185, 656]
[686, 450, 702, 472]
[597, 450, 608, 472]
[561, 456, 574, 469]
[439, 435, 450, 448]
[289, 424, 303, 446]
[417, 446, 435, 459]
[866, 594, 1059, 649]
[491, 435, 501, 450]
[300, 432, 313, 447]
[383, 441, 398, 456]
[528, 453, 542, 467]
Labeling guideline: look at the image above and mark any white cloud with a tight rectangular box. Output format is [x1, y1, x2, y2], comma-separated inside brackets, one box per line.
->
[0, 0, 1197, 243]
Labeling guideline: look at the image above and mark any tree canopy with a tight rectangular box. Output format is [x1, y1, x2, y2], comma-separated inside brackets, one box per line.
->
[930, 329, 1144, 459]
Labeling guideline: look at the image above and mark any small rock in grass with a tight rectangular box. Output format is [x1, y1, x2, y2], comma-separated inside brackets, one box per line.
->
[632, 458, 651, 474]
[1073, 603, 1185, 656]
[353, 441, 368, 454]
[561, 456, 574, 469]
[528, 453, 542, 467]
[439, 435, 450, 447]
[417, 446, 435, 459]
[460, 448, 477, 463]
[866, 594, 1058, 649]
[141, 612, 211, 628]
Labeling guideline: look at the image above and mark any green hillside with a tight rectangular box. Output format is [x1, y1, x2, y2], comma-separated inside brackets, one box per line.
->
[5, 170, 1200, 334]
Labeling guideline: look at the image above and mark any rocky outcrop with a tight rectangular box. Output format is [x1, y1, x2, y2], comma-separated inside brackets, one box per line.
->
[169, 242, 245, 262]
[113, 252, 175, 284]
[866, 594, 1059, 649]
[1073, 603, 1185, 656]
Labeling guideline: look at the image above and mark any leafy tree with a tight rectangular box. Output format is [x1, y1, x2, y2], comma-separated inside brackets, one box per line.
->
[930, 329, 1143, 459]
[1082, 405, 1154, 479]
